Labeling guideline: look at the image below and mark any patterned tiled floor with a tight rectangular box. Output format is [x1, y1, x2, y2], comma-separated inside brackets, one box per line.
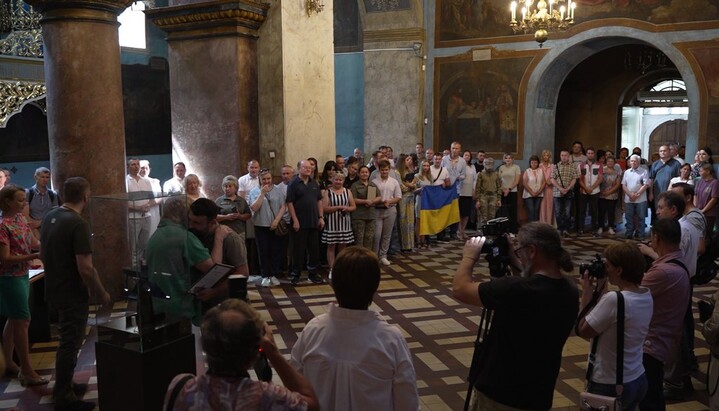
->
[0, 233, 714, 410]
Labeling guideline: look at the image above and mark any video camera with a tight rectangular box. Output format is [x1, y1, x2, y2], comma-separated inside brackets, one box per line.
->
[480, 217, 511, 278]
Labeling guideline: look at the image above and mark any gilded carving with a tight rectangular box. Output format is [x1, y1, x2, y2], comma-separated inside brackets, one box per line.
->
[0, 80, 46, 127]
[0, 0, 43, 57]
[0, 28, 43, 57]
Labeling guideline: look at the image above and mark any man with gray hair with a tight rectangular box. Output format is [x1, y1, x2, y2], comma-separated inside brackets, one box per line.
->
[622, 154, 651, 239]
[24, 167, 61, 238]
[126, 158, 155, 268]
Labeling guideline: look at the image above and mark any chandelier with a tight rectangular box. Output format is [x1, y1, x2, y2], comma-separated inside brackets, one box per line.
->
[510, 0, 576, 47]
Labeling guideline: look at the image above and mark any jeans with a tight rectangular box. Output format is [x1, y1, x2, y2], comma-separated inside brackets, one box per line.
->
[588, 373, 648, 410]
[255, 226, 283, 278]
[52, 302, 89, 405]
[554, 196, 573, 232]
[290, 228, 319, 279]
[598, 198, 618, 228]
[524, 197, 542, 222]
[639, 353, 665, 411]
[624, 201, 648, 238]
[578, 193, 599, 230]
[128, 216, 150, 269]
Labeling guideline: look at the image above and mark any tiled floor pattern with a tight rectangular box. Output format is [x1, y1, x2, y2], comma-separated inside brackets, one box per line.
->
[0, 233, 715, 410]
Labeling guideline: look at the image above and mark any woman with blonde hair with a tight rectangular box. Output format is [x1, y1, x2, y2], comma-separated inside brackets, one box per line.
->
[183, 174, 204, 204]
[539, 150, 555, 225]
[396, 153, 417, 251]
[414, 160, 433, 248]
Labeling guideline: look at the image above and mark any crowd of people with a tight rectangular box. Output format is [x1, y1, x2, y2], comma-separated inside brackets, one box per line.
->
[1, 138, 719, 410]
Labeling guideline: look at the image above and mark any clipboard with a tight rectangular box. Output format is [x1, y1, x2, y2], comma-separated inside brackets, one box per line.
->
[367, 185, 377, 200]
[188, 263, 235, 295]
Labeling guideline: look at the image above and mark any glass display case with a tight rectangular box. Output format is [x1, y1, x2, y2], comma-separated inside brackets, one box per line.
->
[89, 191, 196, 411]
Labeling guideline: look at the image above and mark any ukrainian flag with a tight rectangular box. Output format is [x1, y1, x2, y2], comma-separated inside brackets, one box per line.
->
[419, 182, 460, 236]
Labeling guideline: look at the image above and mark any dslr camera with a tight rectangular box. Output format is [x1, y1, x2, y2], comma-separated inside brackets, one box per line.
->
[579, 254, 606, 279]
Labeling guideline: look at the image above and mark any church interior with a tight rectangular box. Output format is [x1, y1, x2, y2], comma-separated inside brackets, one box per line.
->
[1, 0, 718, 408]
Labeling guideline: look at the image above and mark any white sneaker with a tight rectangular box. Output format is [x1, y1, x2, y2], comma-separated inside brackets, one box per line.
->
[380, 257, 391, 266]
[608, 228, 615, 235]
[260, 277, 272, 287]
[269, 276, 280, 286]
[248, 275, 262, 284]
[596, 228, 603, 235]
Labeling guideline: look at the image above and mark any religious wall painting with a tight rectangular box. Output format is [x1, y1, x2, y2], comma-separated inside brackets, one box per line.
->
[436, 0, 719, 45]
[334, 0, 362, 52]
[687, 46, 719, 145]
[363, 0, 411, 13]
[435, 51, 535, 156]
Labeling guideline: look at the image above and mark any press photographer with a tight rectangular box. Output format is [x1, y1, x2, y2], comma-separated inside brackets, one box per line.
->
[576, 241, 653, 410]
[452, 222, 578, 410]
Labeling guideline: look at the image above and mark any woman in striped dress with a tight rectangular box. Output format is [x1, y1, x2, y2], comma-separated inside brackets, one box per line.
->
[322, 173, 356, 273]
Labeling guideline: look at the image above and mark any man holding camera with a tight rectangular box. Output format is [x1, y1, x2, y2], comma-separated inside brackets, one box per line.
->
[452, 222, 578, 410]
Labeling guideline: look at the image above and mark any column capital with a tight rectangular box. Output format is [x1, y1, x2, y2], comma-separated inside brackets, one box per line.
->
[146, 0, 269, 40]
[25, 0, 134, 22]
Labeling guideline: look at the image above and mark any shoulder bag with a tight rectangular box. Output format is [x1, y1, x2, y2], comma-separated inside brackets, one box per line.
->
[580, 291, 624, 411]
[265, 194, 289, 236]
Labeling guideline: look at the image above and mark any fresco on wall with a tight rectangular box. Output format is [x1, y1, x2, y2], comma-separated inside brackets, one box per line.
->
[334, 0, 361, 52]
[363, 0, 411, 12]
[689, 46, 719, 144]
[437, 0, 719, 44]
[435, 54, 534, 155]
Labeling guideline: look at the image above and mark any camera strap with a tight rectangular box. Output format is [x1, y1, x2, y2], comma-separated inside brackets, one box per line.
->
[585, 291, 625, 395]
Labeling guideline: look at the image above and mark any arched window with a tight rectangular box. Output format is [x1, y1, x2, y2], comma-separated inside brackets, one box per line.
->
[650, 80, 685, 92]
[118, 1, 146, 49]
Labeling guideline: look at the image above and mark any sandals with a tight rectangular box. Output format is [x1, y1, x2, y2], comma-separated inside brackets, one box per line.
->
[18, 371, 49, 387]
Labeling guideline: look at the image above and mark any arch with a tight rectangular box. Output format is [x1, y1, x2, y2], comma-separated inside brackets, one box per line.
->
[522, 27, 701, 160]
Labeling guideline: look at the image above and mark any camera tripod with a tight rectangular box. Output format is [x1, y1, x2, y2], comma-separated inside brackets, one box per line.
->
[463, 306, 493, 411]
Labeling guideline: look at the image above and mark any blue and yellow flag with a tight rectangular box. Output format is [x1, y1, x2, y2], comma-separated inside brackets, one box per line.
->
[419, 182, 460, 236]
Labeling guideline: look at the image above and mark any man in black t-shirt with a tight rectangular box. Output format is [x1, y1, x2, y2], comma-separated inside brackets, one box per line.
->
[286, 160, 324, 285]
[452, 222, 579, 410]
[41, 177, 111, 411]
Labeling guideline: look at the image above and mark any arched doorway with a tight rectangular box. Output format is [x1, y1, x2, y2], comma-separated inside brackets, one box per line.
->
[648, 119, 687, 157]
[521, 28, 701, 162]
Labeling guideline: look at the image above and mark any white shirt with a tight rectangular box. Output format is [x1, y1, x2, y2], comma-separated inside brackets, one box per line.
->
[585, 289, 653, 384]
[290, 304, 419, 411]
[238, 173, 259, 200]
[429, 165, 449, 186]
[372, 176, 401, 201]
[679, 215, 701, 278]
[163, 177, 184, 194]
[126, 174, 153, 218]
[621, 167, 649, 203]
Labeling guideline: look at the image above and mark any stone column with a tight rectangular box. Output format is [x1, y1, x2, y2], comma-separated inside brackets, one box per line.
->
[257, 0, 336, 172]
[26, 0, 131, 300]
[147, 0, 269, 199]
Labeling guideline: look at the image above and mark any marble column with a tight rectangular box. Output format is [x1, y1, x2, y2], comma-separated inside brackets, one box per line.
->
[147, 0, 269, 199]
[257, 0, 336, 171]
[26, 0, 132, 300]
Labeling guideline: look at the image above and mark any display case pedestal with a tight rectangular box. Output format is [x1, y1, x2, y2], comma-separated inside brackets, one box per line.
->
[96, 316, 196, 411]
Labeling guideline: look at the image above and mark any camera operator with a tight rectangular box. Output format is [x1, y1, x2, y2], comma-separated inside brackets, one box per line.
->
[452, 222, 579, 410]
[577, 242, 653, 409]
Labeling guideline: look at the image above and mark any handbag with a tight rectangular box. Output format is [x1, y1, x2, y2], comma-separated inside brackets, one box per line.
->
[580, 291, 624, 411]
[265, 194, 289, 236]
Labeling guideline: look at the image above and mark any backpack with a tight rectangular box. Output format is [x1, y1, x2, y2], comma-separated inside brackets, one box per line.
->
[692, 231, 719, 285]
[27, 188, 58, 205]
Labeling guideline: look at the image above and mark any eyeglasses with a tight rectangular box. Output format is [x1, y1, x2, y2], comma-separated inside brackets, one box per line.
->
[514, 245, 529, 259]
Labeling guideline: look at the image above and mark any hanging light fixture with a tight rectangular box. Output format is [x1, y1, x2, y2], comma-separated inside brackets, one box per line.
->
[509, 0, 575, 47]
